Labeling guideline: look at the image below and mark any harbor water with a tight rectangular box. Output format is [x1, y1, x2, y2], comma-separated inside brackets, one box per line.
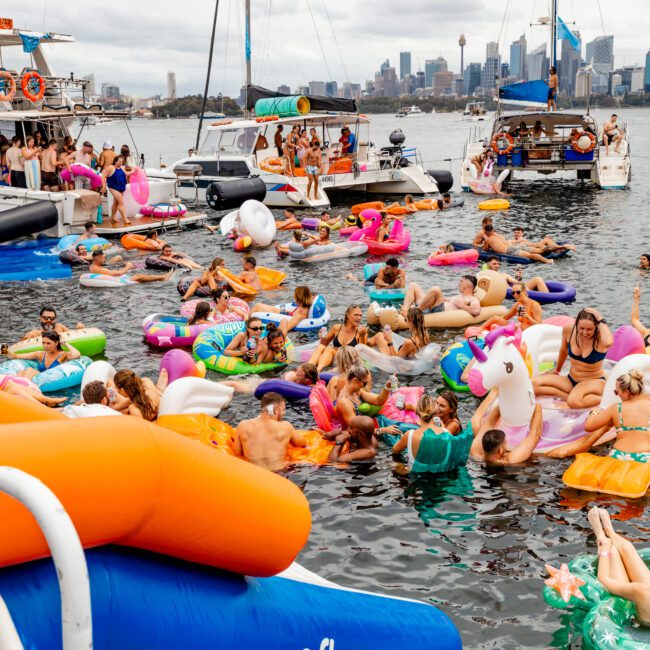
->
[2, 110, 649, 648]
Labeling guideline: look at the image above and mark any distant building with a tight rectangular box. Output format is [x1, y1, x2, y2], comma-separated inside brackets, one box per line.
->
[609, 66, 645, 95]
[277, 85, 291, 94]
[325, 81, 338, 97]
[645, 51, 650, 92]
[500, 62, 510, 79]
[400, 52, 411, 79]
[414, 71, 425, 90]
[509, 34, 527, 81]
[585, 35, 614, 76]
[101, 82, 120, 100]
[167, 71, 176, 101]
[434, 71, 453, 95]
[424, 57, 447, 88]
[481, 42, 500, 90]
[381, 66, 399, 97]
[82, 73, 96, 98]
[463, 63, 481, 96]
[399, 74, 414, 95]
[630, 67, 645, 93]
[575, 65, 592, 98]
[297, 85, 310, 96]
[559, 32, 581, 95]
[486, 41, 499, 59]
[527, 43, 548, 81]
[308, 81, 326, 96]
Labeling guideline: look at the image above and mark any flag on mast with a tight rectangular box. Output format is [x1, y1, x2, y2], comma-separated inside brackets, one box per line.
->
[557, 16, 581, 52]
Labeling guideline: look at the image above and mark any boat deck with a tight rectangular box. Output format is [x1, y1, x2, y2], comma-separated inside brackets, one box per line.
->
[76, 211, 210, 236]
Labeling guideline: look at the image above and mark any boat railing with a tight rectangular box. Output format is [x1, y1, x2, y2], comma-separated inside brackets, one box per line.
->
[0, 466, 93, 649]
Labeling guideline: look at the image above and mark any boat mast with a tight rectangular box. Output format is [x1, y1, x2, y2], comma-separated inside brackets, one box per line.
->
[195, 0, 221, 152]
[550, 0, 558, 68]
[245, 0, 251, 116]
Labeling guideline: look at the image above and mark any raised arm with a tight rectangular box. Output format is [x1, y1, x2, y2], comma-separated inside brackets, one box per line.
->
[470, 389, 499, 434]
[359, 386, 390, 406]
[631, 286, 650, 338]
[504, 404, 542, 464]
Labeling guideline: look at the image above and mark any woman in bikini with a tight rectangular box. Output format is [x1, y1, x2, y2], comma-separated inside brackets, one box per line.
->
[112, 368, 167, 421]
[187, 301, 213, 326]
[8, 331, 80, 380]
[365, 306, 429, 359]
[533, 307, 613, 409]
[251, 285, 314, 336]
[309, 304, 367, 372]
[436, 391, 462, 435]
[181, 257, 225, 301]
[327, 346, 371, 401]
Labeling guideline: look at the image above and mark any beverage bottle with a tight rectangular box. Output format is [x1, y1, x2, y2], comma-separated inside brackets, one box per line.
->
[433, 416, 443, 428]
[246, 338, 257, 350]
[383, 324, 392, 335]
[319, 326, 328, 342]
[389, 373, 398, 393]
[395, 394, 405, 410]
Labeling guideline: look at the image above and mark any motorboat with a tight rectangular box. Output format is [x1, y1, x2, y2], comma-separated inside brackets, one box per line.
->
[462, 102, 487, 121]
[395, 105, 424, 118]
[0, 23, 207, 237]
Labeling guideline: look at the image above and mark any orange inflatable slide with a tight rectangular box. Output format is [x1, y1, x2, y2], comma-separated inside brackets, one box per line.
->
[0, 392, 310, 576]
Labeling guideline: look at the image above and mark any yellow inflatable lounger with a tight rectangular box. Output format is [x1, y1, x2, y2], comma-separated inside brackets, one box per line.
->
[220, 267, 287, 296]
[563, 452, 650, 499]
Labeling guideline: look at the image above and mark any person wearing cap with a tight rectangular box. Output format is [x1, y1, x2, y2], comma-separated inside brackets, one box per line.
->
[98, 141, 116, 170]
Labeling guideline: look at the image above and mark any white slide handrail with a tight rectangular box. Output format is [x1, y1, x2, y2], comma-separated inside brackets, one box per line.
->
[0, 466, 93, 649]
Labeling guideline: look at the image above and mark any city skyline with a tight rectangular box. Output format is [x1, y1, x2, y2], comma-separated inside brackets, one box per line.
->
[2, 0, 649, 97]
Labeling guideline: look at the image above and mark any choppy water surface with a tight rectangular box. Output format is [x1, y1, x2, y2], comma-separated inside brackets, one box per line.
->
[2, 111, 650, 648]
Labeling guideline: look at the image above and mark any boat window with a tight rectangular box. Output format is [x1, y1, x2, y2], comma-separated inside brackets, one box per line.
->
[200, 127, 258, 155]
[179, 160, 250, 178]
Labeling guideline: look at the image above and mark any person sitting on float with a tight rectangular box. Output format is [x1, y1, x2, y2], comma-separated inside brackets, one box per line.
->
[181, 257, 225, 301]
[210, 287, 248, 321]
[90, 249, 173, 283]
[400, 275, 481, 319]
[366, 307, 430, 359]
[483, 223, 554, 264]
[187, 301, 213, 326]
[325, 346, 371, 401]
[436, 391, 463, 435]
[239, 255, 264, 291]
[470, 148, 492, 176]
[251, 285, 315, 336]
[484, 256, 549, 293]
[141, 229, 165, 251]
[158, 243, 201, 270]
[8, 331, 80, 381]
[224, 316, 266, 363]
[533, 307, 613, 409]
[309, 305, 367, 372]
[328, 415, 378, 463]
[283, 362, 319, 385]
[63, 380, 122, 418]
[274, 229, 306, 256]
[481, 283, 543, 331]
[376, 212, 393, 242]
[112, 368, 167, 421]
[374, 257, 406, 290]
[22, 305, 84, 340]
[276, 207, 300, 229]
[508, 227, 576, 254]
[473, 215, 496, 247]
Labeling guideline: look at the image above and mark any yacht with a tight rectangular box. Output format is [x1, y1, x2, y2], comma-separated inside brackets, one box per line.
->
[462, 102, 487, 121]
[152, 110, 446, 208]
[202, 111, 226, 119]
[395, 105, 424, 118]
[0, 23, 207, 237]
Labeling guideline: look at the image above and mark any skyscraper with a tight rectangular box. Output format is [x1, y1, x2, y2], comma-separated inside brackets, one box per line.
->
[464, 63, 481, 96]
[325, 81, 338, 97]
[509, 34, 527, 81]
[167, 71, 177, 101]
[575, 66, 592, 98]
[481, 42, 500, 89]
[424, 60, 435, 87]
[309, 81, 326, 95]
[585, 36, 614, 75]
[459, 34, 466, 75]
[526, 43, 548, 81]
[400, 52, 411, 79]
[559, 31, 581, 95]
[486, 41, 498, 59]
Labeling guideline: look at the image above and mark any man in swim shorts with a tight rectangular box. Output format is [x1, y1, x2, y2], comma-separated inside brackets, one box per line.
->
[234, 392, 306, 471]
[374, 258, 406, 289]
[603, 114, 622, 155]
[41, 139, 60, 191]
[22, 306, 85, 340]
[303, 142, 322, 200]
[547, 66, 558, 112]
[327, 415, 378, 463]
[483, 224, 554, 264]
[90, 249, 173, 283]
[401, 275, 481, 318]
[240, 255, 264, 291]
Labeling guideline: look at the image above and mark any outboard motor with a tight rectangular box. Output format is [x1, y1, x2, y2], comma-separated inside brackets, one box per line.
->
[389, 129, 406, 146]
[427, 169, 454, 193]
[206, 177, 266, 211]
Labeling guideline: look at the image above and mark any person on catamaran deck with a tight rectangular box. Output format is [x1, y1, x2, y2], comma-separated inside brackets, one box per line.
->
[603, 114, 623, 156]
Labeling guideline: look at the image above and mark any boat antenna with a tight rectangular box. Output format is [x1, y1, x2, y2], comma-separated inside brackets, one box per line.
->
[196, 0, 221, 153]
[550, 0, 558, 68]
[245, 0, 251, 117]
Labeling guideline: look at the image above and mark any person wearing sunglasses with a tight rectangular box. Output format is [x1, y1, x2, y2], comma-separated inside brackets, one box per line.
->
[211, 287, 248, 321]
[223, 317, 267, 363]
[481, 283, 542, 332]
[21, 306, 85, 340]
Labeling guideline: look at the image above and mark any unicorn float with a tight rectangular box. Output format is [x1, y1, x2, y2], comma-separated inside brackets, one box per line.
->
[468, 158, 510, 195]
[465, 323, 650, 454]
[349, 209, 410, 255]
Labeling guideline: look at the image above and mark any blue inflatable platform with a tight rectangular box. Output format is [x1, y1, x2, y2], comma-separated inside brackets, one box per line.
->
[0, 238, 71, 281]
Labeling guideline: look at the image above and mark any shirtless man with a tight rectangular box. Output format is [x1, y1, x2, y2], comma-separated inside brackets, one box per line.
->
[473, 216, 494, 247]
[469, 392, 543, 465]
[240, 255, 263, 291]
[41, 139, 60, 191]
[547, 66, 558, 112]
[327, 415, 378, 463]
[483, 223, 554, 264]
[401, 275, 481, 318]
[508, 227, 576, 254]
[22, 306, 84, 340]
[274, 125, 284, 157]
[276, 207, 300, 229]
[89, 249, 172, 283]
[303, 142, 322, 200]
[481, 283, 543, 331]
[74, 243, 122, 266]
[157, 244, 201, 270]
[603, 114, 623, 155]
[233, 392, 306, 471]
[73, 221, 97, 246]
[374, 258, 406, 289]
[254, 133, 269, 152]
[485, 256, 549, 293]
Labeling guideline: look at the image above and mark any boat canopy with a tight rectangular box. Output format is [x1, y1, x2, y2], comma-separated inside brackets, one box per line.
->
[498, 81, 548, 108]
[246, 84, 357, 114]
[493, 111, 598, 132]
[0, 28, 74, 48]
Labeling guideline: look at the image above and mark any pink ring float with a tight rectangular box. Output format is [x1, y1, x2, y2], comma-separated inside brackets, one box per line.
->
[179, 297, 250, 323]
[140, 203, 187, 218]
[59, 163, 103, 190]
[130, 167, 150, 205]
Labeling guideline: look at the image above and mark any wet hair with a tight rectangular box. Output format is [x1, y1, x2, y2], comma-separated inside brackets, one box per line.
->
[92, 248, 104, 258]
[443, 193, 451, 199]
[42, 331, 62, 350]
[487, 255, 499, 263]
[82, 380, 108, 405]
[436, 199, 444, 210]
[641, 254, 650, 264]
[347, 364, 370, 383]
[209, 257, 224, 272]
[40, 306, 56, 317]
[482, 216, 493, 226]
[113, 369, 157, 421]
[294, 285, 313, 308]
[243, 255, 257, 268]
[406, 307, 430, 350]
[293, 229, 305, 242]
[461, 275, 478, 290]
[260, 391, 285, 410]
[319, 224, 331, 235]
[514, 227, 524, 233]
[416, 393, 437, 423]
[342, 304, 361, 326]
[484, 223, 494, 234]
[571, 309, 601, 348]
[162, 243, 172, 252]
[385, 258, 399, 268]
[145, 230, 158, 239]
[188, 301, 211, 325]
[298, 363, 319, 385]
[438, 390, 459, 424]
[334, 346, 360, 376]
[482, 429, 506, 454]
[84, 221, 94, 232]
[617, 369, 645, 397]
[211, 287, 229, 301]
[75, 243, 86, 252]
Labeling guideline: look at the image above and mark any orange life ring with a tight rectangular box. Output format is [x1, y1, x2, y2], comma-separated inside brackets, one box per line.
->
[491, 132, 514, 155]
[259, 157, 285, 174]
[21, 70, 45, 103]
[327, 158, 353, 174]
[0, 70, 16, 102]
[571, 130, 596, 154]
[255, 115, 279, 123]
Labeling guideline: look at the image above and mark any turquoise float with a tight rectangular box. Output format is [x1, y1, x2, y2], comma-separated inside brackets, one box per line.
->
[0, 357, 92, 392]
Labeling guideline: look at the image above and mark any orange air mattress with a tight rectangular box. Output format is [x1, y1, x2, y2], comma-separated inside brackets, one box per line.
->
[351, 201, 385, 216]
[220, 267, 286, 295]
[120, 233, 166, 251]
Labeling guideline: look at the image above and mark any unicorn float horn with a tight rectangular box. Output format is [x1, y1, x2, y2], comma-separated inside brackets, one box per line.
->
[468, 339, 487, 363]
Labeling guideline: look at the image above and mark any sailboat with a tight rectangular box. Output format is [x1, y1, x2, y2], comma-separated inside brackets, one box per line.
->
[459, 0, 630, 191]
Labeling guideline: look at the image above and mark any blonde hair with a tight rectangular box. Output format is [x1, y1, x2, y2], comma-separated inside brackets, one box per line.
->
[617, 369, 645, 397]
[416, 393, 437, 424]
[334, 346, 359, 376]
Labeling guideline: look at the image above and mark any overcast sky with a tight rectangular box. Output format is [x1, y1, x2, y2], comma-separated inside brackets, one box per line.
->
[3, 0, 649, 97]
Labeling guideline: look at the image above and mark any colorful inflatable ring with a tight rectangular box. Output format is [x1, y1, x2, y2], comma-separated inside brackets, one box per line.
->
[59, 163, 103, 190]
[57, 235, 110, 251]
[440, 338, 485, 392]
[478, 198, 510, 211]
[140, 203, 187, 218]
[259, 157, 285, 174]
[180, 297, 249, 321]
[193, 321, 292, 375]
[121, 233, 167, 251]
[287, 241, 368, 263]
[21, 70, 45, 103]
[0, 70, 16, 102]
[79, 273, 136, 288]
[491, 132, 514, 155]
[143, 314, 217, 348]
[506, 280, 576, 305]
[309, 381, 339, 432]
[571, 130, 596, 154]
[379, 387, 424, 425]
[0, 357, 91, 393]
[252, 295, 330, 332]
[349, 210, 410, 255]
[254, 373, 336, 401]
[351, 201, 384, 216]
[9, 327, 106, 358]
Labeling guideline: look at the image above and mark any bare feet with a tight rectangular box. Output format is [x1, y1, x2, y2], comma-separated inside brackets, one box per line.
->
[598, 507, 616, 538]
[43, 396, 67, 407]
[588, 507, 606, 541]
[205, 224, 218, 234]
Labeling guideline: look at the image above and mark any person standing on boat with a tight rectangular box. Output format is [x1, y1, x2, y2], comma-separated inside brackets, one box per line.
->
[41, 139, 60, 192]
[98, 141, 117, 170]
[603, 114, 623, 156]
[68, 141, 94, 189]
[303, 142, 322, 200]
[274, 125, 284, 157]
[547, 66, 558, 112]
[285, 126, 300, 175]
[102, 155, 133, 225]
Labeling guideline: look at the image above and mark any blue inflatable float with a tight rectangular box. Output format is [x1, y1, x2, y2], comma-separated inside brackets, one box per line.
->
[363, 262, 406, 302]
[440, 338, 485, 392]
[0, 546, 462, 650]
[450, 242, 571, 266]
[0, 357, 91, 392]
[0, 238, 71, 281]
[506, 280, 576, 304]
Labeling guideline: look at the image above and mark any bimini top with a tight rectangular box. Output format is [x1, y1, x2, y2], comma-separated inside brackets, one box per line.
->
[493, 111, 598, 132]
[0, 26, 74, 48]
[206, 112, 369, 130]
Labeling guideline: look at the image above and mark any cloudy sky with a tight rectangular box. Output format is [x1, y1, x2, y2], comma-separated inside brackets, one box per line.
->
[3, 0, 649, 98]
